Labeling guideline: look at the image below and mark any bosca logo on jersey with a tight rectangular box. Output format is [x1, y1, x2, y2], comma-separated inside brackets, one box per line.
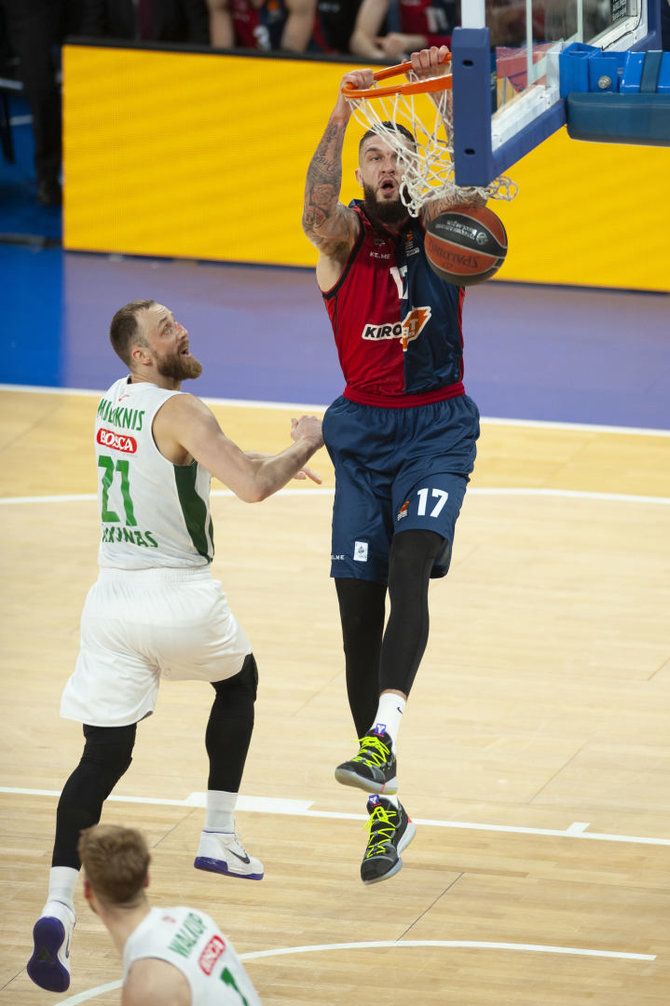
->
[198, 934, 226, 976]
[96, 428, 137, 453]
[361, 306, 432, 352]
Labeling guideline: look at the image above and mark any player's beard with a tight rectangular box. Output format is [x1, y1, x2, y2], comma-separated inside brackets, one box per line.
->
[363, 182, 409, 225]
[155, 350, 203, 382]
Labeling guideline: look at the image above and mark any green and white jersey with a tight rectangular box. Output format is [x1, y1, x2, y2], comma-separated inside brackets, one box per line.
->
[123, 906, 262, 1005]
[96, 378, 213, 569]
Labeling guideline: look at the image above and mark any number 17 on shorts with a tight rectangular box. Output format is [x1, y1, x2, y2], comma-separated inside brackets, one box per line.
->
[394, 472, 467, 539]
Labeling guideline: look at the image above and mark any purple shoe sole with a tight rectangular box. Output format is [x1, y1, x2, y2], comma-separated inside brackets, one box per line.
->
[194, 856, 263, 881]
[27, 916, 71, 993]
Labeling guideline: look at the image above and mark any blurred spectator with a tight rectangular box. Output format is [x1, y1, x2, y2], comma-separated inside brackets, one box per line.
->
[485, 0, 610, 49]
[543, 0, 609, 44]
[349, 0, 457, 61]
[79, 0, 209, 43]
[311, 0, 362, 53]
[207, 0, 316, 51]
[0, 0, 83, 206]
[486, 0, 533, 46]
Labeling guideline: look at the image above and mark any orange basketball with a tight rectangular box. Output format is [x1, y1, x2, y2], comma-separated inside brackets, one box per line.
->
[425, 206, 508, 286]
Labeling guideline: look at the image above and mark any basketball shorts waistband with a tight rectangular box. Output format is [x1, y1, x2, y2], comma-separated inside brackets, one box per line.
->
[97, 564, 213, 584]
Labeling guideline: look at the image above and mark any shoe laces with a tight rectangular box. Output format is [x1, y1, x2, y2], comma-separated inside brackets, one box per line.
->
[354, 734, 392, 767]
[364, 802, 398, 855]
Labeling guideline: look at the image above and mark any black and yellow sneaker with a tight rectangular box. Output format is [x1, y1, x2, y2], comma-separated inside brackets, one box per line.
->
[361, 795, 416, 884]
[334, 729, 398, 794]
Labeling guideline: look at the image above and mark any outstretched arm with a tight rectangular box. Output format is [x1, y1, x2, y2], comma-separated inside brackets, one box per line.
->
[153, 396, 324, 503]
[302, 91, 355, 259]
[301, 68, 386, 289]
[302, 68, 375, 289]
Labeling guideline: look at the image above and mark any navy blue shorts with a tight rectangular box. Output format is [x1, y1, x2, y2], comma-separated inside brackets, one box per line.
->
[322, 394, 480, 583]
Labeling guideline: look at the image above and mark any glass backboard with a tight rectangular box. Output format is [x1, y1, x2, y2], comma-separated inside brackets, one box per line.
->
[451, 0, 660, 185]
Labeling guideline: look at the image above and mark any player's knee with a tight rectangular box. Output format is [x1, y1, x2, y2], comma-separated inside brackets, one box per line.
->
[335, 578, 387, 642]
[213, 652, 258, 702]
[391, 528, 446, 569]
[336, 578, 386, 619]
[81, 723, 136, 787]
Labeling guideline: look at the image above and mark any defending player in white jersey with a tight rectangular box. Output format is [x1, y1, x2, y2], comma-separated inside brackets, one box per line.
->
[27, 299, 324, 994]
[79, 824, 263, 1006]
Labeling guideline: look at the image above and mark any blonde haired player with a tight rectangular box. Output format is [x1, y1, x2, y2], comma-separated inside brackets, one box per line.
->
[79, 824, 263, 1005]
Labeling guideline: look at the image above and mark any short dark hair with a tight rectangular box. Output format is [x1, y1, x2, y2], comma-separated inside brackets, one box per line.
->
[109, 300, 155, 366]
[359, 121, 416, 153]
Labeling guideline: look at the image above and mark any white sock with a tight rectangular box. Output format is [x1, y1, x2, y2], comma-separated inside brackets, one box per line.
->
[204, 790, 237, 833]
[371, 692, 406, 750]
[45, 866, 78, 914]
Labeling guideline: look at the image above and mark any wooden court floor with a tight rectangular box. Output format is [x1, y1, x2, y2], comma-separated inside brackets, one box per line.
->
[1, 388, 670, 1005]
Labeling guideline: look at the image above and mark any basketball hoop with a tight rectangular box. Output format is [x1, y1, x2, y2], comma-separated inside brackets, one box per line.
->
[343, 58, 517, 217]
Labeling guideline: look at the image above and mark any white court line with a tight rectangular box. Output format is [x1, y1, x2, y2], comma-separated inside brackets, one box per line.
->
[57, 939, 655, 1004]
[2, 487, 670, 506]
[4, 787, 670, 847]
[61, 980, 122, 1005]
[2, 383, 669, 436]
[241, 939, 656, 962]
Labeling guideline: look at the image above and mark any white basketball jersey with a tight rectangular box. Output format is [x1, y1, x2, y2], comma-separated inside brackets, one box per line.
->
[123, 906, 262, 1005]
[96, 378, 214, 569]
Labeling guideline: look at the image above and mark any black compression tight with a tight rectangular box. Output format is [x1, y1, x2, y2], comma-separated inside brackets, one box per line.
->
[335, 578, 386, 736]
[206, 652, 258, 793]
[52, 723, 136, 869]
[51, 654, 259, 868]
[336, 529, 445, 736]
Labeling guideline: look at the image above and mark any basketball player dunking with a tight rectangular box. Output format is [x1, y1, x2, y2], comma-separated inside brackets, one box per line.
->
[302, 45, 484, 884]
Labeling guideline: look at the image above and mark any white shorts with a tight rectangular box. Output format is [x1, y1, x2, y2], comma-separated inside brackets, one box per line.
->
[61, 566, 252, 727]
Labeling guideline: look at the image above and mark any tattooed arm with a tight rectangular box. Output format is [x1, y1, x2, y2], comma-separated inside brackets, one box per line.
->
[302, 69, 374, 291]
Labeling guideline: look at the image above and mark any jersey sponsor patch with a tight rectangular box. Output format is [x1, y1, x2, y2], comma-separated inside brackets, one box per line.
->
[97, 428, 137, 453]
[360, 306, 432, 352]
[362, 321, 403, 341]
[198, 934, 226, 975]
[401, 307, 431, 350]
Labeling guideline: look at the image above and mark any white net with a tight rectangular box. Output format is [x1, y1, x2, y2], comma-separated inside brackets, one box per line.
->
[345, 70, 518, 217]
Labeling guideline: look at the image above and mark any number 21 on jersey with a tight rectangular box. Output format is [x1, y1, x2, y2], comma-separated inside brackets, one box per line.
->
[98, 455, 136, 525]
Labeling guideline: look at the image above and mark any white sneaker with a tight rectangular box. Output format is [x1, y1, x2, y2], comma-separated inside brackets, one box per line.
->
[194, 830, 264, 880]
[27, 901, 75, 993]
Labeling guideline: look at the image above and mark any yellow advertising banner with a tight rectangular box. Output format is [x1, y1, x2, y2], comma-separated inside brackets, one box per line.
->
[63, 44, 669, 291]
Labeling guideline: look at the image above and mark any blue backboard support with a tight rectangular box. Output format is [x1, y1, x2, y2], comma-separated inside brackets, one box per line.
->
[452, 27, 567, 186]
[451, 0, 662, 187]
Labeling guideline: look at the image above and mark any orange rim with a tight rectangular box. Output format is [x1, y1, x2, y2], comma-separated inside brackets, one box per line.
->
[342, 56, 452, 100]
